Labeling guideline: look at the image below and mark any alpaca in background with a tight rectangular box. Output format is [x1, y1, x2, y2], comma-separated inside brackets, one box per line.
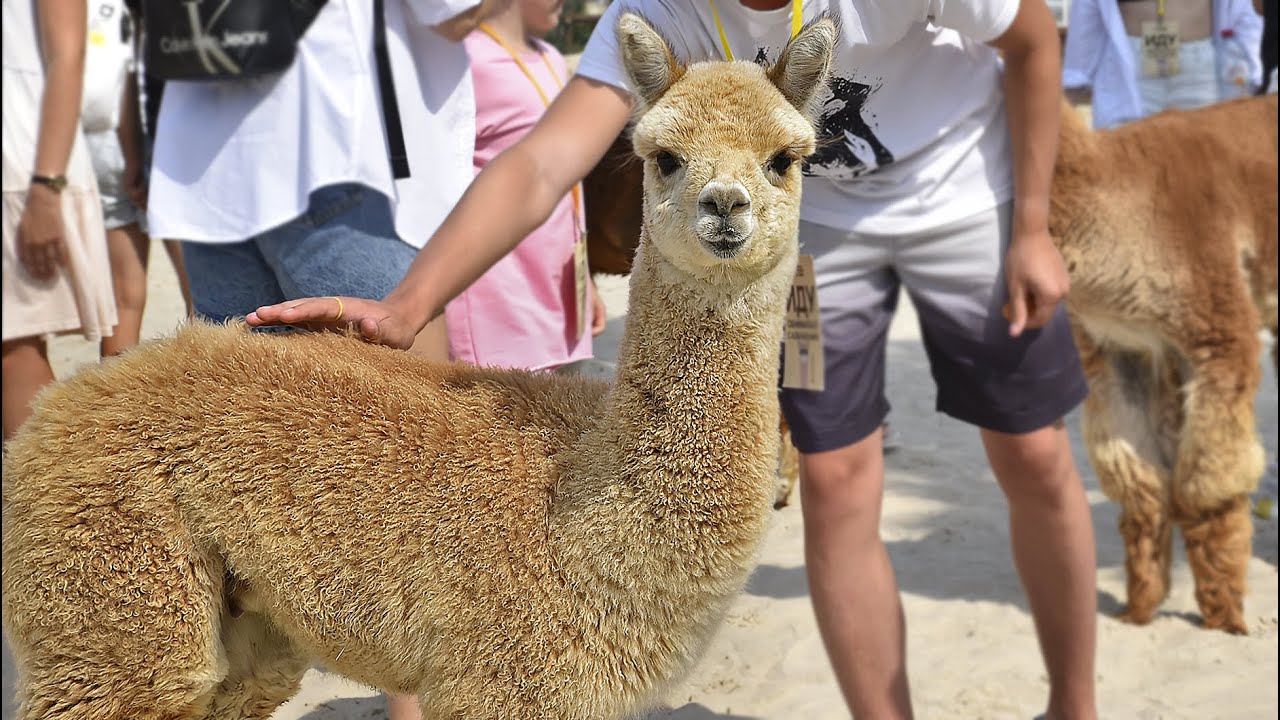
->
[1052, 95, 1278, 633]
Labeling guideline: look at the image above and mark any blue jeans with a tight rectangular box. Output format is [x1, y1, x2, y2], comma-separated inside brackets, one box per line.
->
[182, 183, 416, 323]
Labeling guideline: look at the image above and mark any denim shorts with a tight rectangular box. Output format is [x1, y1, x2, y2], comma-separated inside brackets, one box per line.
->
[85, 131, 144, 231]
[182, 183, 417, 323]
[779, 203, 1088, 454]
[1128, 36, 1222, 114]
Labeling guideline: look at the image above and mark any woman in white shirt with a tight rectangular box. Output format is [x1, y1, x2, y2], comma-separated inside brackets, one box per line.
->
[3, 0, 116, 440]
[1063, 0, 1264, 128]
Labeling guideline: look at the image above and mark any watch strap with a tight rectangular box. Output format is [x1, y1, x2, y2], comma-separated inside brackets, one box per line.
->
[31, 174, 68, 193]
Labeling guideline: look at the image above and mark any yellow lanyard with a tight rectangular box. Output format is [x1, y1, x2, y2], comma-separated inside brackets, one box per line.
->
[708, 0, 804, 61]
[477, 22, 583, 232]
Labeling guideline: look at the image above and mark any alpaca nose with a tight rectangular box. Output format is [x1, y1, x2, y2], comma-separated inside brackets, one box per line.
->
[698, 182, 751, 217]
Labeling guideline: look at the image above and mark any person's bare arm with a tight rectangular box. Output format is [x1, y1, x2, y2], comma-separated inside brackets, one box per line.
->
[247, 76, 634, 349]
[989, 0, 1069, 336]
[117, 61, 148, 210]
[431, 0, 511, 41]
[17, 0, 88, 280]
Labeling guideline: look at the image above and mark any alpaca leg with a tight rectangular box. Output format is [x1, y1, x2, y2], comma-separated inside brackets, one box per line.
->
[774, 420, 800, 509]
[1174, 494, 1253, 634]
[5, 526, 225, 719]
[1172, 330, 1265, 510]
[1075, 335, 1174, 623]
[1166, 323, 1265, 631]
[1114, 487, 1174, 625]
[199, 611, 308, 720]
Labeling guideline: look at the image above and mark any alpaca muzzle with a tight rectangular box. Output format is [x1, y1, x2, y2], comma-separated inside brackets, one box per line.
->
[696, 181, 755, 258]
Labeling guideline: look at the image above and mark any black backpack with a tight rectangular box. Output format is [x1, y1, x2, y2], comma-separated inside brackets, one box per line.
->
[141, 0, 408, 178]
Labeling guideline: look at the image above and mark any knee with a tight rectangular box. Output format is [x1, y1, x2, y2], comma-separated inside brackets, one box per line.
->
[799, 441, 885, 536]
[985, 426, 1080, 509]
[114, 280, 149, 314]
[2, 338, 45, 370]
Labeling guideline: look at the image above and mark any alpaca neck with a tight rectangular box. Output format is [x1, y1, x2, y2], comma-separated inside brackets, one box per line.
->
[553, 235, 796, 591]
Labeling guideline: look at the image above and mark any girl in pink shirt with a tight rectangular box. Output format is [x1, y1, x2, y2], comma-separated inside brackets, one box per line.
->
[446, 1, 606, 371]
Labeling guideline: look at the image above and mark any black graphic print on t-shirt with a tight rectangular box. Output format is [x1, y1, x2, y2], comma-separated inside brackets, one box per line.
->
[804, 75, 895, 178]
[752, 47, 894, 179]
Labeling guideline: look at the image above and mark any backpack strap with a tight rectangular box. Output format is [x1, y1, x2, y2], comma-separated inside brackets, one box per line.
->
[373, 0, 410, 179]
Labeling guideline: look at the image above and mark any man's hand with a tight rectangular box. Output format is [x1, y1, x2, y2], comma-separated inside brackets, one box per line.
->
[17, 184, 69, 280]
[246, 295, 424, 350]
[1003, 229, 1070, 337]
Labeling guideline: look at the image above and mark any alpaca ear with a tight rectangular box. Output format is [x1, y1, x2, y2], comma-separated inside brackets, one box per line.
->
[768, 17, 837, 121]
[617, 13, 685, 109]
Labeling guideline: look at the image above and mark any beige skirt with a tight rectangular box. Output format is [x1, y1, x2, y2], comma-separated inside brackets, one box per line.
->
[2, 188, 117, 343]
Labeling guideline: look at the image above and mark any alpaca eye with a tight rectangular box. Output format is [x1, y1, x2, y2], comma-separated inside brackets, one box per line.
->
[654, 151, 682, 176]
[768, 153, 793, 175]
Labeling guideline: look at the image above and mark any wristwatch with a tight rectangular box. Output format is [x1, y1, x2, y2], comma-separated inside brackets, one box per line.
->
[31, 174, 68, 193]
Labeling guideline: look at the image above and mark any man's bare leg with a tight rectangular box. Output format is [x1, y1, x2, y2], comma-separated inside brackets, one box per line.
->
[800, 426, 913, 719]
[982, 422, 1098, 720]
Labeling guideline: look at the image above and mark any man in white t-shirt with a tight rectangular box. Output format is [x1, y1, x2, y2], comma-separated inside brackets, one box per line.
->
[249, 2, 1098, 716]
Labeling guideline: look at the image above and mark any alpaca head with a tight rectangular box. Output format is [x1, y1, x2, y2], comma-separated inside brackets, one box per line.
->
[618, 13, 836, 283]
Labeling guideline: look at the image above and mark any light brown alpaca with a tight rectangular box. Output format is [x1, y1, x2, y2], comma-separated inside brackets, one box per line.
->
[1052, 95, 1278, 634]
[583, 129, 802, 509]
[1, 15, 837, 720]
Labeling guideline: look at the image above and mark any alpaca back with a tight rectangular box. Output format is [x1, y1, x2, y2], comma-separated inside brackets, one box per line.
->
[1052, 95, 1278, 323]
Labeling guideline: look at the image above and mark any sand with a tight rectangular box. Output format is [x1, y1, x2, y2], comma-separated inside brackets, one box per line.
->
[3, 239, 1276, 719]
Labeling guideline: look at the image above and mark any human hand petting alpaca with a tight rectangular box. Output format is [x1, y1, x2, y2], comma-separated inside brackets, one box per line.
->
[246, 273, 610, 347]
[247, 295, 421, 350]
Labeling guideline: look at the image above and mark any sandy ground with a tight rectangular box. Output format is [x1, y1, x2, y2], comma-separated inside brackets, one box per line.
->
[3, 238, 1277, 719]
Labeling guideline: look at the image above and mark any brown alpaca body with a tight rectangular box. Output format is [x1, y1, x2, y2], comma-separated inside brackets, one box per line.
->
[584, 132, 646, 277]
[1, 16, 838, 719]
[1052, 95, 1279, 634]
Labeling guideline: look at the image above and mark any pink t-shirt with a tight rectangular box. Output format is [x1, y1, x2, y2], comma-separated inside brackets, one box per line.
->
[446, 32, 592, 371]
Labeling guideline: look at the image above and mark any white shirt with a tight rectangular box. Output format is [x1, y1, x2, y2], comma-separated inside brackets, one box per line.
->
[1062, 0, 1264, 129]
[576, 0, 1019, 235]
[148, 0, 478, 249]
[82, 0, 133, 134]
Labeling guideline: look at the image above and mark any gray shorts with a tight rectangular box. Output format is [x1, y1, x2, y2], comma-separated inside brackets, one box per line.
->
[85, 130, 144, 231]
[779, 202, 1088, 454]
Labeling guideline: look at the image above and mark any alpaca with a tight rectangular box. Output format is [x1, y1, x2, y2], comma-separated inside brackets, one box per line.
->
[1052, 95, 1278, 634]
[0, 14, 837, 720]
[583, 131, 645, 277]
[582, 133, 802, 509]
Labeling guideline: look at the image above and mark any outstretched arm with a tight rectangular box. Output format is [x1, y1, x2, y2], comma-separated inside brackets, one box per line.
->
[247, 76, 634, 349]
[989, 0, 1068, 337]
[424, 0, 509, 41]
